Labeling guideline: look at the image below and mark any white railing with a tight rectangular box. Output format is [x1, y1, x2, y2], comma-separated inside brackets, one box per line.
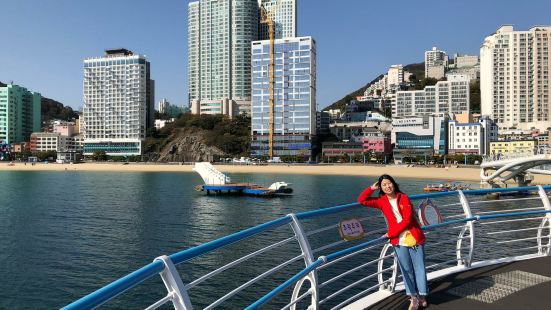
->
[63, 186, 551, 310]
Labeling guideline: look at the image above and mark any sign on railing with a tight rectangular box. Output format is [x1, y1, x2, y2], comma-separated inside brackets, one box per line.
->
[338, 218, 366, 241]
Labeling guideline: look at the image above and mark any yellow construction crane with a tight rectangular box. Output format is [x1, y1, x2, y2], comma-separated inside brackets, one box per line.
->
[260, 4, 275, 159]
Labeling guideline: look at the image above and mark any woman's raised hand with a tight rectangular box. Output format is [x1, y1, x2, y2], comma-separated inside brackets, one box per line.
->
[371, 182, 379, 190]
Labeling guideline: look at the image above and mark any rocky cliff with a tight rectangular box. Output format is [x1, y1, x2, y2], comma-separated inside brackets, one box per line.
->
[152, 127, 228, 162]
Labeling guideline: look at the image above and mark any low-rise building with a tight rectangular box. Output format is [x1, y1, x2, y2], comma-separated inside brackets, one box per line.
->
[155, 119, 174, 130]
[322, 142, 363, 159]
[536, 132, 551, 148]
[362, 128, 392, 155]
[392, 113, 450, 163]
[489, 140, 537, 157]
[448, 116, 498, 155]
[330, 121, 392, 142]
[30, 133, 67, 152]
[53, 121, 76, 137]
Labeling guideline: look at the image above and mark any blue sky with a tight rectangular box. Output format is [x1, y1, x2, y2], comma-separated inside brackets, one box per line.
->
[0, 0, 550, 110]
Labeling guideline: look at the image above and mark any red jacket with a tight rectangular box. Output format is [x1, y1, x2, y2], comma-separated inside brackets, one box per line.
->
[357, 186, 426, 246]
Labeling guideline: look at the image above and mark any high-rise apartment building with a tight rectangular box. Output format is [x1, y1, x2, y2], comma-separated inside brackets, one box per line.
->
[393, 75, 470, 117]
[387, 64, 404, 86]
[250, 37, 316, 158]
[82, 49, 154, 156]
[425, 47, 448, 79]
[188, 0, 259, 116]
[258, 0, 297, 40]
[480, 25, 551, 131]
[158, 98, 169, 114]
[0, 84, 41, 144]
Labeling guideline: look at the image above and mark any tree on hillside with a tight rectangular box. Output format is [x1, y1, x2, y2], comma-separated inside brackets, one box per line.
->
[470, 80, 481, 113]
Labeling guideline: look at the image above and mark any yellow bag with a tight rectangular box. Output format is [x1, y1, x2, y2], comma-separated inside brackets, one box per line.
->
[403, 230, 417, 247]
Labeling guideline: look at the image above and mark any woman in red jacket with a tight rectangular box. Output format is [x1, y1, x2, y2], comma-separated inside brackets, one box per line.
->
[357, 174, 428, 310]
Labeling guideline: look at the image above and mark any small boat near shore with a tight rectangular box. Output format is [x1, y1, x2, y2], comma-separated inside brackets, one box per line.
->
[193, 162, 293, 197]
[423, 182, 471, 192]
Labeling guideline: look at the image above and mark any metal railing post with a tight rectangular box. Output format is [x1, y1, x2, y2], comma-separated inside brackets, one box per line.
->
[457, 190, 475, 267]
[377, 243, 397, 292]
[154, 255, 194, 310]
[288, 213, 319, 310]
[537, 186, 551, 255]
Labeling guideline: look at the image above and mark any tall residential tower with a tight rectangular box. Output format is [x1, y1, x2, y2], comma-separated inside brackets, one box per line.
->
[82, 49, 154, 156]
[258, 0, 297, 40]
[0, 84, 41, 144]
[480, 25, 551, 130]
[188, 0, 259, 116]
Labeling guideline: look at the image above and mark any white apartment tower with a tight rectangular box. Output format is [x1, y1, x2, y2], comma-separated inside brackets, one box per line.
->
[425, 47, 448, 78]
[83, 49, 154, 156]
[158, 98, 170, 114]
[480, 25, 551, 131]
[393, 75, 470, 117]
[387, 64, 404, 86]
[188, 0, 259, 116]
[258, 0, 297, 40]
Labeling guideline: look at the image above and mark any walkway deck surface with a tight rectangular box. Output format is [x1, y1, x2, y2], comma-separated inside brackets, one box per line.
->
[369, 256, 551, 309]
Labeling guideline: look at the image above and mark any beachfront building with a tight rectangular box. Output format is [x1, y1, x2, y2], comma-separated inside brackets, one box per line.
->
[362, 128, 392, 155]
[448, 116, 498, 155]
[250, 36, 316, 158]
[321, 142, 363, 160]
[29, 133, 69, 152]
[480, 25, 551, 131]
[393, 75, 470, 118]
[489, 140, 537, 158]
[425, 47, 448, 79]
[82, 49, 155, 156]
[188, 0, 259, 117]
[0, 84, 41, 144]
[392, 113, 450, 163]
[258, 0, 297, 40]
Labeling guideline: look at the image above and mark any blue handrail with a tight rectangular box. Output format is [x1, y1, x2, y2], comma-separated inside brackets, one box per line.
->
[246, 208, 551, 309]
[64, 185, 551, 309]
[62, 260, 165, 310]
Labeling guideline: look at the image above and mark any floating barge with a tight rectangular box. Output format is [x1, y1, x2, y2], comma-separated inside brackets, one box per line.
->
[193, 162, 292, 197]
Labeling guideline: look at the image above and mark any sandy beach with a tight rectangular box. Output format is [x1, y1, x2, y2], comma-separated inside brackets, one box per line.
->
[3, 162, 551, 184]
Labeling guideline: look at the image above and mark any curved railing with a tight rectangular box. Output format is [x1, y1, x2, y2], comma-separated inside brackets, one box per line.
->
[63, 186, 551, 310]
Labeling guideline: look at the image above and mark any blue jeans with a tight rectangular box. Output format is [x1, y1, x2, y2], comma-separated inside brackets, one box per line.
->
[394, 244, 428, 296]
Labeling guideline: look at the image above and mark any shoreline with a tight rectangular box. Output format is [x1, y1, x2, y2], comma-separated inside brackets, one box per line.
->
[3, 162, 551, 184]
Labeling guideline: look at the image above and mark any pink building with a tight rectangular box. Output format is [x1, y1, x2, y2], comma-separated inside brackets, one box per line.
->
[362, 130, 392, 154]
[53, 122, 75, 137]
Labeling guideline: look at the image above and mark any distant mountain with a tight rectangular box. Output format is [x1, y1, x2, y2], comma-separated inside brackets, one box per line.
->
[0, 81, 78, 123]
[323, 62, 425, 112]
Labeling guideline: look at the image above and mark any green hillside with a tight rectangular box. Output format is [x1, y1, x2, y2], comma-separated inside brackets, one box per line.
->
[324, 62, 425, 112]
